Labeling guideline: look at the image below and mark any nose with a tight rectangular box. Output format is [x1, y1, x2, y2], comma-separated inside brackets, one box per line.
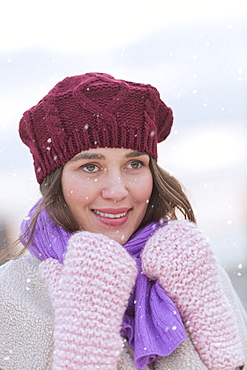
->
[101, 173, 128, 201]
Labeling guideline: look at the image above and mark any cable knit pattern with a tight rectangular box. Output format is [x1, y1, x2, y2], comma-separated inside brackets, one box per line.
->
[141, 220, 245, 369]
[39, 231, 137, 370]
[19, 73, 173, 183]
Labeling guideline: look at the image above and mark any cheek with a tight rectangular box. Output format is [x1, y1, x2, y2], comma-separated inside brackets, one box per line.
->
[62, 178, 95, 204]
[133, 173, 153, 204]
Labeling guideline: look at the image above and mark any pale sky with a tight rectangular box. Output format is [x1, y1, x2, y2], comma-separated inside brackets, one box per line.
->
[1, 0, 247, 53]
[0, 0, 246, 272]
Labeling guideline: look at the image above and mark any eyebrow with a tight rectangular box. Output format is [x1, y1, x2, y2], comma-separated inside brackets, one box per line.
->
[71, 153, 104, 162]
[71, 150, 148, 162]
[125, 150, 148, 158]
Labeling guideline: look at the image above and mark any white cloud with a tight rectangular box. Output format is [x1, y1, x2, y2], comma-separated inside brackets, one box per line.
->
[1, 0, 247, 52]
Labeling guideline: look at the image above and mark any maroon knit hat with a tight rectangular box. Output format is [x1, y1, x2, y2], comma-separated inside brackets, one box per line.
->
[19, 72, 173, 183]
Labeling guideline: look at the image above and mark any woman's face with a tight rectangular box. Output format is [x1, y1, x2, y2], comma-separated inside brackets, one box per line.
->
[61, 147, 153, 245]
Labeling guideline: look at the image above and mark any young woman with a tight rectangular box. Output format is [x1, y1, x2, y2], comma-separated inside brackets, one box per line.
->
[0, 72, 246, 369]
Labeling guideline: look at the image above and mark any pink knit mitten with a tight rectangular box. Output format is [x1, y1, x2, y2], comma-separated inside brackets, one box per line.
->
[40, 231, 137, 370]
[141, 220, 244, 370]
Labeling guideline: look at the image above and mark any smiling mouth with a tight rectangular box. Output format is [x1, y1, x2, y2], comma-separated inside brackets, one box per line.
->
[93, 210, 128, 219]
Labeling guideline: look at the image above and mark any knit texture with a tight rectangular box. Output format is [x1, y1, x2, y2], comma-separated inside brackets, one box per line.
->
[19, 72, 173, 183]
[1, 248, 247, 369]
[141, 220, 245, 369]
[121, 222, 186, 368]
[21, 202, 186, 368]
[40, 231, 137, 370]
[20, 202, 186, 368]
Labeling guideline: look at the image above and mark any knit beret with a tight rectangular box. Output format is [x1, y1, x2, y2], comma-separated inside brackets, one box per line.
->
[19, 72, 173, 183]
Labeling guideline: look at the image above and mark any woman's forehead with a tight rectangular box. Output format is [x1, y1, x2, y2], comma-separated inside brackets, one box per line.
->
[71, 147, 149, 161]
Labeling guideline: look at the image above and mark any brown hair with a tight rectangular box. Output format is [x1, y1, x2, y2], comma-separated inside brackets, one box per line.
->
[142, 158, 196, 225]
[0, 157, 196, 263]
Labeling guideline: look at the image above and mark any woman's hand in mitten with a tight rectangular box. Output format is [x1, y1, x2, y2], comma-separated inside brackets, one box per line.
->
[141, 220, 244, 370]
[40, 231, 137, 370]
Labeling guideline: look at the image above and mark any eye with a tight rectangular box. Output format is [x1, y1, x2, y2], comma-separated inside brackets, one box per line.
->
[126, 160, 144, 170]
[81, 163, 101, 173]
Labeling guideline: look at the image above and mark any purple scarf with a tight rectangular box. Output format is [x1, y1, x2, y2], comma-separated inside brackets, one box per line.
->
[20, 201, 186, 369]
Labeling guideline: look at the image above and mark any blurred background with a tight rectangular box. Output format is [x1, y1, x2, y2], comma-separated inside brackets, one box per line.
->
[0, 0, 246, 307]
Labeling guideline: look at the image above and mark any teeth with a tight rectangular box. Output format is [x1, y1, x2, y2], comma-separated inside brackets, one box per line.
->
[93, 210, 127, 218]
